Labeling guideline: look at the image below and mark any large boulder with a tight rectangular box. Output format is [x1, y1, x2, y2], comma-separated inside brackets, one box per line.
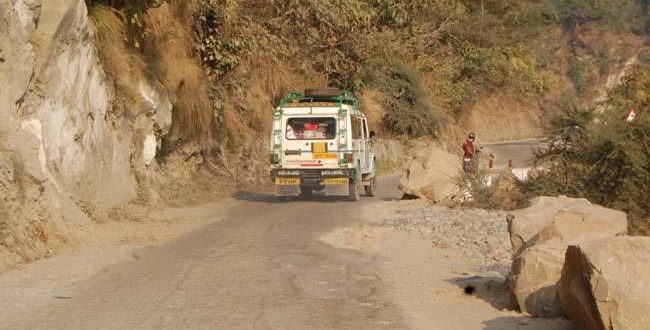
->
[559, 237, 650, 330]
[507, 197, 628, 317]
[507, 196, 626, 254]
[399, 145, 460, 203]
[511, 243, 567, 317]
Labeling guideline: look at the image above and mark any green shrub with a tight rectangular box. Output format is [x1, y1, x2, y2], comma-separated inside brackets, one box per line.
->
[86, 0, 160, 51]
[266, 0, 377, 88]
[552, 0, 647, 33]
[532, 92, 593, 193]
[597, 44, 611, 76]
[86, 0, 647, 143]
[568, 54, 591, 94]
[360, 60, 442, 136]
[529, 65, 650, 234]
[454, 168, 530, 211]
[193, 0, 251, 79]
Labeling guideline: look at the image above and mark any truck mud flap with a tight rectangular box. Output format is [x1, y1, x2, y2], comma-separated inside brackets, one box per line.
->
[276, 185, 301, 197]
[275, 177, 301, 196]
[323, 178, 350, 196]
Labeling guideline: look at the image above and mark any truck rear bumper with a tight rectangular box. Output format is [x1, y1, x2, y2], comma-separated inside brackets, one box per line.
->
[270, 169, 354, 196]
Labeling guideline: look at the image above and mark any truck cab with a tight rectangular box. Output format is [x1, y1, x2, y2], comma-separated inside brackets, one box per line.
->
[270, 88, 377, 201]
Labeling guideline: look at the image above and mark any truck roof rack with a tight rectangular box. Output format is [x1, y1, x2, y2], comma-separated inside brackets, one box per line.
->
[279, 88, 359, 108]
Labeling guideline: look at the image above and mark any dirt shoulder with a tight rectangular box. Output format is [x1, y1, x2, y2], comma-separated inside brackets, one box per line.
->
[321, 199, 575, 330]
[0, 199, 235, 283]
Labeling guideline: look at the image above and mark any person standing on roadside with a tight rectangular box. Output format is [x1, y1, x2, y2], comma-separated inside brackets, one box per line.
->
[463, 133, 476, 173]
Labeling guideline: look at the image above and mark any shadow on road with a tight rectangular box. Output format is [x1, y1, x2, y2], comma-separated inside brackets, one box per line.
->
[482, 316, 536, 330]
[445, 275, 517, 311]
[234, 190, 358, 204]
[482, 316, 575, 330]
[233, 175, 403, 203]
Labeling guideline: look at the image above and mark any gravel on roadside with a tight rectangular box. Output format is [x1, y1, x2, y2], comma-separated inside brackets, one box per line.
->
[379, 200, 512, 274]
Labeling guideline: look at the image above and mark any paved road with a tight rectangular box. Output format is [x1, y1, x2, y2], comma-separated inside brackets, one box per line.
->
[1, 177, 407, 330]
[481, 140, 543, 169]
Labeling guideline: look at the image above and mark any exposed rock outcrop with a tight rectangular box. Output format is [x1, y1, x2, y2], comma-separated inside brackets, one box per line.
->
[559, 237, 650, 330]
[26, 0, 139, 207]
[0, 0, 171, 269]
[399, 144, 460, 203]
[507, 197, 627, 317]
[372, 138, 428, 170]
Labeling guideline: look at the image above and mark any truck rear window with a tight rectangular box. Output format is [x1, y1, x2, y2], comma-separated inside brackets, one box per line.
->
[286, 117, 336, 140]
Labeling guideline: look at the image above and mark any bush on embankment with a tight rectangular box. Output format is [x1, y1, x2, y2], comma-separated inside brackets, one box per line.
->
[525, 64, 650, 235]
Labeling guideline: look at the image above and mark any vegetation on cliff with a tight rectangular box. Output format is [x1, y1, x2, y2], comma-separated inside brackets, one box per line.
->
[86, 0, 647, 140]
[85, 0, 648, 229]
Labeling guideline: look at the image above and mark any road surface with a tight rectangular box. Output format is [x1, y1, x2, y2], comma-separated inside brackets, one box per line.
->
[0, 178, 409, 330]
[0, 141, 570, 330]
[481, 140, 542, 169]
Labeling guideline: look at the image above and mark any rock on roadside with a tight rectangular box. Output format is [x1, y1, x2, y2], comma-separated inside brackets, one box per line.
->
[507, 196, 626, 255]
[399, 145, 461, 203]
[559, 236, 650, 330]
[507, 197, 627, 317]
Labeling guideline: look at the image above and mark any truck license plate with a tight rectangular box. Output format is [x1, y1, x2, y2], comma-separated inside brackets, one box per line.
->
[276, 177, 300, 185]
[324, 178, 349, 185]
[313, 153, 337, 160]
[312, 142, 327, 154]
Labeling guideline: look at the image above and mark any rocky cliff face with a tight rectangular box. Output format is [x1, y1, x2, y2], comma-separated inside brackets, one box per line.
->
[0, 0, 171, 269]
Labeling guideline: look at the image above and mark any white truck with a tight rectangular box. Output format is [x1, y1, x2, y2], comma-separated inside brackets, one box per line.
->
[269, 88, 377, 201]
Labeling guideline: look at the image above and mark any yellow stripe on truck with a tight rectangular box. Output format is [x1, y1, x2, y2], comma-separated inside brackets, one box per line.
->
[323, 178, 348, 185]
[276, 178, 300, 185]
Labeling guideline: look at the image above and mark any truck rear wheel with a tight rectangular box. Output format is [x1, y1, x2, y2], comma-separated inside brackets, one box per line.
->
[348, 182, 360, 201]
[364, 178, 376, 197]
[276, 196, 291, 202]
[301, 186, 313, 198]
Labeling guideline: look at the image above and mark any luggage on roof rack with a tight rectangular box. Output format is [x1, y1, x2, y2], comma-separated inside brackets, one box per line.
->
[278, 88, 358, 108]
[304, 87, 342, 98]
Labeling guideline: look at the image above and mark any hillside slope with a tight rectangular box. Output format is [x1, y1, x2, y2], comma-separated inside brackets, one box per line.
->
[1, 0, 647, 268]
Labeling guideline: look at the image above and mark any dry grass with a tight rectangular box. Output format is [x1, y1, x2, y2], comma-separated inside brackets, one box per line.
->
[214, 14, 332, 146]
[90, 3, 214, 150]
[455, 169, 530, 211]
[358, 89, 384, 135]
[89, 5, 146, 116]
[576, 25, 646, 91]
[459, 91, 544, 143]
[92, 1, 327, 153]
[146, 3, 213, 149]
[217, 38, 327, 147]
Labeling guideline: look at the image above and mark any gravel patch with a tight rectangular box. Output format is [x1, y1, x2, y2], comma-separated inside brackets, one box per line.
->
[380, 201, 512, 274]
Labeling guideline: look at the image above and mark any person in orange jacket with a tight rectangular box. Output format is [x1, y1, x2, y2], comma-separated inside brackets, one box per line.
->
[463, 133, 477, 173]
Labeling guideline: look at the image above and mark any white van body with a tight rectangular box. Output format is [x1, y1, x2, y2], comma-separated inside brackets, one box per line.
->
[269, 90, 376, 200]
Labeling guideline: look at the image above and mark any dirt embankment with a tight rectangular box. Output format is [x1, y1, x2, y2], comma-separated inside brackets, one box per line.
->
[0, 0, 242, 272]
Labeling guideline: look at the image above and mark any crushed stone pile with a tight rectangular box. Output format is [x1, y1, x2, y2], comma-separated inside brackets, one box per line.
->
[380, 201, 511, 274]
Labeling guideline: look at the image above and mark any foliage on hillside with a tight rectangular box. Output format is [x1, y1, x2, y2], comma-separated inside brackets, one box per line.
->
[86, 0, 648, 139]
[84, 0, 648, 228]
[527, 63, 650, 234]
